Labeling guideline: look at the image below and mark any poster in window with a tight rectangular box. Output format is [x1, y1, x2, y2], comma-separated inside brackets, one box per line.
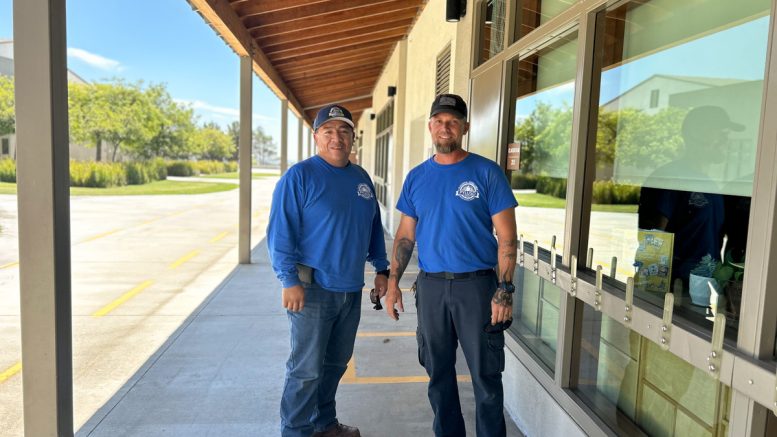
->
[634, 229, 674, 294]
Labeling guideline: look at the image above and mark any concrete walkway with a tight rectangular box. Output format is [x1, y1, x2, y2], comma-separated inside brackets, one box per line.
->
[76, 238, 523, 437]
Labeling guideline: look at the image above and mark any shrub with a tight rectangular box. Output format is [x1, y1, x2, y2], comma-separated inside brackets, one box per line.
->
[70, 161, 126, 188]
[149, 158, 168, 181]
[536, 176, 567, 199]
[195, 160, 225, 175]
[124, 162, 152, 185]
[224, 161, 238, 172]
[591, 180, 640, 205]
[511, 173, 537, 190]
[167, 160, 199, 177]
[0, 158, 16, 182]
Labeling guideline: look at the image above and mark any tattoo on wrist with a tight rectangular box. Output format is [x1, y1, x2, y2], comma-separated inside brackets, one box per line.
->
[492, 290, 513, 308]
[393, 238, 414, 282]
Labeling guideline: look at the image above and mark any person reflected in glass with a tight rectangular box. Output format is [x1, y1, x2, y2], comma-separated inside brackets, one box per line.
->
[637, 105, 744, 305]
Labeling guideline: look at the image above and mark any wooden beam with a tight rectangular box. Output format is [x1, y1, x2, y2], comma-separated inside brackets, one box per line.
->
[277, 46, 392, 75]
[281, 55, 388, 82]
[305, 96, 373, 122]
[267, 27, 409, 61]
[257, 10, 419, 48]
[273, 40, 399, 66]
[247, 0, 422, 38]
[242, 0, 407, 28]
[233, 0, 329, 16]
[297, 85, 376, 105]
[187, 0, 306, 119]
[287, 65, 384, 88]
[263, 20, 413, 55]
[291, 75, 378, 97]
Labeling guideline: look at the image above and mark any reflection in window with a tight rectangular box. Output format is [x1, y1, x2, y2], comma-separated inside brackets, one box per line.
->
[516, 0, 575, 40]
[575, 308, 731, 436]
[477, 0, 506, 65]
[511, 32, 577, 253]
[510, 266, 560, 372]
[586, 0, 770, 335]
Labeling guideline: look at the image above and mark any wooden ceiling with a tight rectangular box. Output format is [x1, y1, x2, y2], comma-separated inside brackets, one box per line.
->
[189, 0, 428, 126]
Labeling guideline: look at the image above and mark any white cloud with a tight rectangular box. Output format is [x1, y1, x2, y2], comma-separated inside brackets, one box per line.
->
[67, 47, 123, 72]
[176, 98, 277, 123]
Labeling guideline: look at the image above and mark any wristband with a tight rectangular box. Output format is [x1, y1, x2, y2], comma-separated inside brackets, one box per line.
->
[377, 269, 390, 278]
[499, 281, 515, 293]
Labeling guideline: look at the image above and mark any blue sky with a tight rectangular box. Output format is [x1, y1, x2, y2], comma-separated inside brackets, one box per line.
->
[0, 0, 302, 147]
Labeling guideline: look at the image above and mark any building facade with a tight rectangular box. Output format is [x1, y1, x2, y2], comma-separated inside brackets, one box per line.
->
[357, 0, 777, 435]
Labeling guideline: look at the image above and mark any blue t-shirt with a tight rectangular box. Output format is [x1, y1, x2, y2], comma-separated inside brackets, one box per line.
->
[267, 155, 389, 291]
[396, 153, 518, 273]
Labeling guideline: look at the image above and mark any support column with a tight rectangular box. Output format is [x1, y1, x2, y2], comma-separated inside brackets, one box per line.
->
[14, 0, 73, 435]
[297, 116, 303, 162]
[238, 55, 253, 264]
[280, 99, 288, 174]
[308, 128, 313, 157]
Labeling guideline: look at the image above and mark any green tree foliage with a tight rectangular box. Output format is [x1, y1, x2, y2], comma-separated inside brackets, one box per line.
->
[192, 125, 235, 161]
[252, 125, 277, 165]
[143, 84, 196, 159]
[227, 121, 240, 160]
[0, 76, 14, 136]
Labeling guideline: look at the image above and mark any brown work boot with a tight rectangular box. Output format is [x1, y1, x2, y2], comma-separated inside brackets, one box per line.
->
[311, 422, 361, 437]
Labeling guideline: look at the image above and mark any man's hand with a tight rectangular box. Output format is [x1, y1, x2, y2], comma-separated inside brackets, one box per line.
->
[385, 284, 404, 320]
[374, 274, 388, 299]
[282, 285, 305, 312]
[490, 288, 513, 325]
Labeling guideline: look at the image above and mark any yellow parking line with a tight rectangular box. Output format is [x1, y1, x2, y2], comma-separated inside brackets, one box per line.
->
[1, 261, 19, 269]
[80, 228, 121, 243]
[210, 231, 229, 243]
[93, 280, 154, 317]
[0, 362, 21, 383]
[341, 349, 471, 385]
[169, 250, 200, 269]
[357, 331, 415, 337]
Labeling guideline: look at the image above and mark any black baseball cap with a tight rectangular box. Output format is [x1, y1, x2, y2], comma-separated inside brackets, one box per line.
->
[313, 104, 354, 130]
[430, 93, 468, 120]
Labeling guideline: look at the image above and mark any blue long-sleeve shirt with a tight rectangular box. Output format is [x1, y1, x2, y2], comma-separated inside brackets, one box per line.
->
[267, 155, 389, 291]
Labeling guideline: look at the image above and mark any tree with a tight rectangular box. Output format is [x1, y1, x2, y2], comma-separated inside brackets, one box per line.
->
[192, 125, 235, 161]
[143, 83, 196, 159]
[227, 121, 240, 160]
[252, 125, 276, 165]
[69, 80, 161, 161]
[0, 76, 14, 136]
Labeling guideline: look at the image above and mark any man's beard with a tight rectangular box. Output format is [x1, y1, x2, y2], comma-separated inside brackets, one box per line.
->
[434, 139, 460, 154]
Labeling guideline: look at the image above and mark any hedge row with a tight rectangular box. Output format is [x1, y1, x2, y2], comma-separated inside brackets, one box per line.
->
[0, 158, 15, 182]
[70, 159, 168, 188]
[511, 172, 639, 205]
[166, 160, 238, 177]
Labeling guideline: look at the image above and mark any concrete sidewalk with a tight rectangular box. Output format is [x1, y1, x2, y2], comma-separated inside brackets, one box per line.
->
[77, 239, 523, 436]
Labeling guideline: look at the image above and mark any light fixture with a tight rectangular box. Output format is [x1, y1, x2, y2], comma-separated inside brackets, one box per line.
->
[446, 0, 466, 22]
[387, 86, 397, 97]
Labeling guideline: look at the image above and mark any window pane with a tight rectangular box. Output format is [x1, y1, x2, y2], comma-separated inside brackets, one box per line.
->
[509, 266, 559, 372]
[586, 0, 770, 335]
[512, 32, 577, 254]
[516, 0, 575, 40]
[477, 0, 506, 65]
[575, 307, 732, 436]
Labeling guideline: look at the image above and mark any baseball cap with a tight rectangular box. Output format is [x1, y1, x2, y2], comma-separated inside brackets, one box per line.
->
[429, 93, 468, 120]
[313, 104, 354, 130]
[682, 105, 744, 137]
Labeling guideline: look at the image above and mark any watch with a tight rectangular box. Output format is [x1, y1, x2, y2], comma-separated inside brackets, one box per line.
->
[377, 269, 390, 278]
[499, 281, 515, 294]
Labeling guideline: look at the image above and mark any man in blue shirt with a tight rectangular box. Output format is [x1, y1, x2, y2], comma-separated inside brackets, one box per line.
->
[268, 104, 389, 437]
[384, 94, 518, 437]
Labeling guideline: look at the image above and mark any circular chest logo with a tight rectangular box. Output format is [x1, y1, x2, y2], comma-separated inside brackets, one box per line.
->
[455, 181, 480, 201]
[357, 183, 374, 199]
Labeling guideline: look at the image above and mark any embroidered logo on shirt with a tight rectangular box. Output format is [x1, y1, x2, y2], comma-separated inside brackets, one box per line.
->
[357, 183, 373, 199]
[455, 181, 480, 201]
[688, 192, 709, 208]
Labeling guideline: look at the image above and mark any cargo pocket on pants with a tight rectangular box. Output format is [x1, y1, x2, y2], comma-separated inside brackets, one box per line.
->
[416, 328, 427, 367]
[485, 331, 505, 373]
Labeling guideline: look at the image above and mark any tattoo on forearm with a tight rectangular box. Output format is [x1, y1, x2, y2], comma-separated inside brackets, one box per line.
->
[492, 289, 513, 308]
[393, 238, 415, 283]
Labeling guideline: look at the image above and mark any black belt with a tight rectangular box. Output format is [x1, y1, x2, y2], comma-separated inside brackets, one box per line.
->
[421, 269, 493, 279]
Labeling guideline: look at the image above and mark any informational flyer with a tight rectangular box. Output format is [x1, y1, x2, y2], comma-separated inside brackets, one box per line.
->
[634, 229, 674, 294]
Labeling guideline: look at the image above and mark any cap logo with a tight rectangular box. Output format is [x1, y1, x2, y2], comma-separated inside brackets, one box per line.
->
[439, 96, 457, 107]
[329, 106, 345, 117]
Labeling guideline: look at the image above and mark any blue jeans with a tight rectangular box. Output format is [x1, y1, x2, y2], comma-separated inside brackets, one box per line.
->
[280, 284, 362, 437]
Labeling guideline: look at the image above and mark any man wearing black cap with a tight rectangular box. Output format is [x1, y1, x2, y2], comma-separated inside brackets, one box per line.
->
[383, 94, 518, 436]
[268, 104, 389, 437]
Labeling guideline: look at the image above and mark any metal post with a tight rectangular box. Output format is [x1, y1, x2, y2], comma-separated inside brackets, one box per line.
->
[280, 99, 288, 174]
[308, 128, 313, 157]
[14, 0, 73, 434]
[238, 55, 252, 264]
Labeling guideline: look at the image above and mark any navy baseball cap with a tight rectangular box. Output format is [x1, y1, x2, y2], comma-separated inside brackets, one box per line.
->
[314, 104, 354, 130]
[430, 94, 467, 120]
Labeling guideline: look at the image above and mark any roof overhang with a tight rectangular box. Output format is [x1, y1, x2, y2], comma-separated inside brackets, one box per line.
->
[187, 0, 428, 127]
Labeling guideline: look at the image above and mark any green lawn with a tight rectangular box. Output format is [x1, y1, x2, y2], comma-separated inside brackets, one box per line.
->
[515, 192, 638, 213]
[200, 172, 278, 179]
[0, 180, 238, 196]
